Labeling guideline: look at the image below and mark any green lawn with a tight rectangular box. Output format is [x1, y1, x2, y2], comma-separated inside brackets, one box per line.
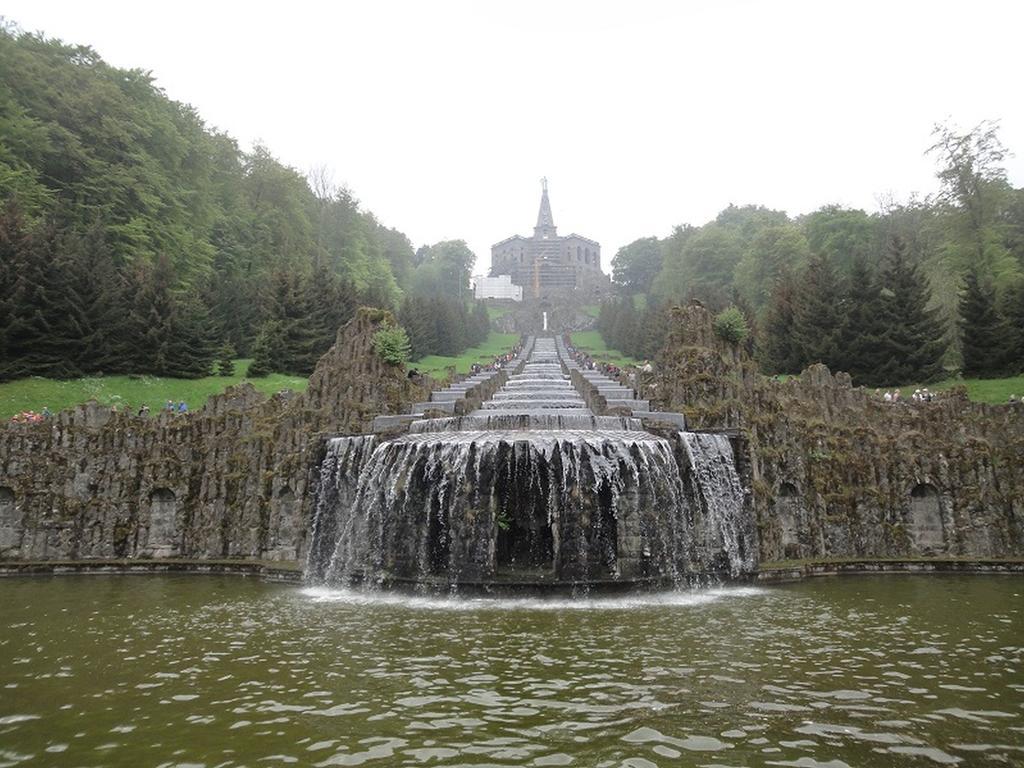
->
[897, 374, 1024, 405]
[0, 361, 308, 420]
[486, 306, 511, 321]
[769, 372, 1022, 405]
[569, 330, 639, 367]
[412, 332, 521, 378]
[580, 304, 600, 318]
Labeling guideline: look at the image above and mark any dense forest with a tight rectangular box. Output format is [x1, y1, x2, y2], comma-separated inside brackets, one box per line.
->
[604, 121, 1024, 385]
[0, 24, 486, 381]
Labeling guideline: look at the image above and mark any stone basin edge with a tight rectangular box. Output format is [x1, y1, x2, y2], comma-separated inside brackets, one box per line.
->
[2, 557, 1022, 589]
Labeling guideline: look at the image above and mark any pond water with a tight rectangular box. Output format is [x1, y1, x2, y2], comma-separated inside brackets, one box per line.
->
[0, 575, 1021, 767]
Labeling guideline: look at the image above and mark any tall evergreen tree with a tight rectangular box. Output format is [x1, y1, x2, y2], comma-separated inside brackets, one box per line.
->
[0, 205, 29, 377]
[122, 255, 216, 378]
[399, 296, 438, 359]
[872, 237, 948, 384]
[837, 258, 889, 385]
[2, 220, 89, 379]
[1001, 279, 1024, 374]
[610, 296, 640, 355]
[64, 221, 129, 375]
[470, 301, 491, 347]
[637, 302, 671, 361]
[216, 342, 236, 377]
[758, 273, 802, 374]
[790, 254, 844, 371]
[246, 320, 285, 377]
[959, 269, 1008, 377]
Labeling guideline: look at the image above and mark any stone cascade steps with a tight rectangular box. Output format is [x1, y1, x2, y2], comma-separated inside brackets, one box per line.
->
[556, 337, 686, 430]
[372, 337, 536, 430]
[375, 335, 686, 433]
[468, 337, 592, 418]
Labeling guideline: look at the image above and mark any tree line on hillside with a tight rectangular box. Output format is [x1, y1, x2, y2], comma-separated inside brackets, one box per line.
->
[399, 296, 490, 361]
[606, 121, 1024, 385]
[0, 24, 488, 381]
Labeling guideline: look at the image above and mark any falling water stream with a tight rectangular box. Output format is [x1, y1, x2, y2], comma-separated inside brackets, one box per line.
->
[307, 337, 756, 590]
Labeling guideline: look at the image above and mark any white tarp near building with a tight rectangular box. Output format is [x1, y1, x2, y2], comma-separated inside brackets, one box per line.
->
[472, 274, 522, 301]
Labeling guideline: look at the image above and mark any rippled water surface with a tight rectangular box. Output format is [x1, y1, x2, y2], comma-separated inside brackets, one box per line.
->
[0, 575, 1021, 767]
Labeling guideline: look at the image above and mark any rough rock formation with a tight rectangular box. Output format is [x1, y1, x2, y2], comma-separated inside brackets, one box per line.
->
[643, 303, 1024, 562]
[0, 308, 428, 562]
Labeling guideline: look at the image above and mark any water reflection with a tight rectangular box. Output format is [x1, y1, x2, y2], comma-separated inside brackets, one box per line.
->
[0, 575, 1020, 766]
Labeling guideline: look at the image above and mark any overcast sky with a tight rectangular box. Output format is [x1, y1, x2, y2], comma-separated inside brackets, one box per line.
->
[5, 1, 1023, 275]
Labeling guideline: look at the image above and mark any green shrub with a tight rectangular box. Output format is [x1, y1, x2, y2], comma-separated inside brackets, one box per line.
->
[713, 306, 749, 345]
[373, 325, 412, 365]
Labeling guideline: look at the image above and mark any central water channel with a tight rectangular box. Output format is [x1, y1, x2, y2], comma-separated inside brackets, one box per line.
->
[1, 575, 1020, 766]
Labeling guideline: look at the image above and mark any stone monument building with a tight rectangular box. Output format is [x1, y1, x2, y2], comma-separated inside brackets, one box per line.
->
[490, 180, 609, 299]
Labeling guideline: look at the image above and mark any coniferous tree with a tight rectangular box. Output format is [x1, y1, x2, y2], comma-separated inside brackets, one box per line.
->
[872, 237, 948, 384]
[758, 271, 803, 374]
[1002, 280, 1024, 373]
[609, 296, 639, 354]
[399, 296, 438, 359]
[470, 300, 491, 346]
[0, 205, 30, 379]
[596, 300, 617, 345]
[273, 271, 319, 374]
[791, 254, 844, 371]
[247, 320, 285, 377]
[959, 269, 1008, 377]
[432, 297, 465, 356]
[838, 258, 889, 385]
[216, 343, 236, 376]
[2, 220, 89, 380]
[171, 296, 218, 377]
[122, 255, 217, 378]
[68, 223, 128, 375]
[637, 302, 671, 361]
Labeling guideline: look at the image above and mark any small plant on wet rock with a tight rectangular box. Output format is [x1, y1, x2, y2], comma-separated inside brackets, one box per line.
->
[372, 325, 412, 366]
[713, 306, 749, 345]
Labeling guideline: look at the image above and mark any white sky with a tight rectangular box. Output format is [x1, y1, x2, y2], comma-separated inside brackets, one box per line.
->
[5, 1, 1023, 275]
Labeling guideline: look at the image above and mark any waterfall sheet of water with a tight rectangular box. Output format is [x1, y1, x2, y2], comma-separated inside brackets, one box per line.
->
[306, 435, 378, 581]
[310, 430, 694, 588]
[679, 431, 755, 578]
[306, 337, 755, 591]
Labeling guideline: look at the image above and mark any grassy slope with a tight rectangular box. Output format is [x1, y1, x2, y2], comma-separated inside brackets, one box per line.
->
[756, 373, 1022, 405]
[412, 332, 521, 378]
[896, 374, 1024, 404]
[0, 360, 308, 419]
[570, 330, 639, 366]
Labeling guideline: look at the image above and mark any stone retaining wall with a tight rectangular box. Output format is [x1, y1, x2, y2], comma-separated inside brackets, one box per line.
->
[756, 559, 1024, 582]
[0, 308, 427, 565]
[644, 302, 1024, 564]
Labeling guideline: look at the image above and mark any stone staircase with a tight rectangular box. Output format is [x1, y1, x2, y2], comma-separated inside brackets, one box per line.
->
[556, 337, 686, 430]
[371, 337, 535, 432]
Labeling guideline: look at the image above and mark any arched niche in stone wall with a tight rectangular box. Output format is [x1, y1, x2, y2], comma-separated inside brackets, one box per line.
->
[0, 486, 19, 554]
[145, 487, 179, 558]
[909, 483, 944, 553]
[777, 482, 802, 558]
[267, 486, 299, 561]
[0, 486, 14, 517]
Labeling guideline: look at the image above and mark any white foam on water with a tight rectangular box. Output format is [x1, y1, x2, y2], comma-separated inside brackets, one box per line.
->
[298, 585, 768, 612]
